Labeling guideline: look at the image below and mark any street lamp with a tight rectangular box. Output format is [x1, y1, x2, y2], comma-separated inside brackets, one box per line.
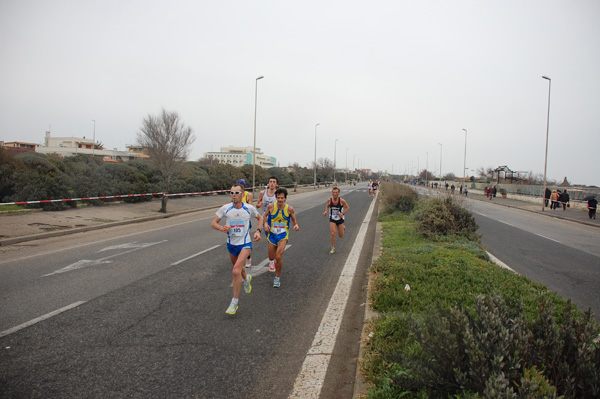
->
[333, 139, 339, 183]
[425, 151, 429, 183]
[438, 143, 442, 181]
[461, 129, 467, 184]
[541, 75, 551, 211]
[91, 119, 96, 156]
[345, 148, 349, 183]
[314, 123, 320, 189]
[252, 75, 264, 195]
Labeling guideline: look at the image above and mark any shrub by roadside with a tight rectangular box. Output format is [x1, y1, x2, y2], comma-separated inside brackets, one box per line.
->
[361, 183, 600, 398]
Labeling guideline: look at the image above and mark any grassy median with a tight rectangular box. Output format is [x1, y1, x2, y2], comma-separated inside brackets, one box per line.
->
[360, 182, 600, 398]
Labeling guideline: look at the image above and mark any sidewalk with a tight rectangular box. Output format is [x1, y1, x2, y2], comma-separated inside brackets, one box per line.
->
[0, 186, 322, 246]
[463, 189, 599, 228]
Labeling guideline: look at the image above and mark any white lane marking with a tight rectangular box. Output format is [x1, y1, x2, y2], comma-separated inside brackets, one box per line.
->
[249, 245, 291, 277]
[535, 233, 562, 244]
[43, 240, 168, 277]
[0, 301, 86, 338]
[0, 215, 215, 266]
[486, 251, 517, 273]
[289, 196, 377, 399]
[498, 220, 515, 227]
[170, 245, 221, 266]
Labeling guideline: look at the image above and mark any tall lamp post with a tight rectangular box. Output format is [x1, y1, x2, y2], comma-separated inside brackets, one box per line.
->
[541, 75, 551, 211]
[314, 123, 320, 189]
[425, 151, 429, 183]
[345, 148, 349, 183]
[333, 139, 339, 183]
[461, 129, 467, 184]
[252, 75, 264, 195]
[438, 143, 442, 182]
[91, 119, 96, 156]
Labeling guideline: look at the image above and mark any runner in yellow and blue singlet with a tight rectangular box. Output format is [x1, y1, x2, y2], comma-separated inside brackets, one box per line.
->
[263, 188, 299, 288]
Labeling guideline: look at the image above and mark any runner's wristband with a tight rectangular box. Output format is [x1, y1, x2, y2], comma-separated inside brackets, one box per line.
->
[257, 229, 262, 233]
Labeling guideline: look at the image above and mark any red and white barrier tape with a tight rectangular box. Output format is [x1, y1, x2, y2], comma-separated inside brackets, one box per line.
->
[0, 189, 230, 206]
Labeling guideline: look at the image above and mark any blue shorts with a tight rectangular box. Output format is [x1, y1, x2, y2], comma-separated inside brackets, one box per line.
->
[227, 243, 252, 257]
[267, 232, 288, 246]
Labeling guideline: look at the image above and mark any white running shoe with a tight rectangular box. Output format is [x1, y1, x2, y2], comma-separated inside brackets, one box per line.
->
[245, 257, 252, 268]
[243, 275, 252, 294]
[269, 260, 276, 272]
[226, 301, 238, 315]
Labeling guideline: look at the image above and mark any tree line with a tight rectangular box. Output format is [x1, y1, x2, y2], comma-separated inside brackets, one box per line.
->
[0, 148, 353, 211]
[1, 108, 366, 212]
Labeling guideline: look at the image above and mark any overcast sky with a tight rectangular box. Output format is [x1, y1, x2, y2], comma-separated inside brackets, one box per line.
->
[2, 0, 599, 186]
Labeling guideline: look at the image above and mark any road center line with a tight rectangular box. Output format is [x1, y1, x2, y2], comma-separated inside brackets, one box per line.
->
[170, 245, 221, 266]
[535, 233, 562, 244]
[0, 301, 87, 338]
[289, 196, 377, 398]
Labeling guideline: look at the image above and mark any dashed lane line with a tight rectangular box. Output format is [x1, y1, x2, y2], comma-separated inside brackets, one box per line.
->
[0, 301, 87, 339]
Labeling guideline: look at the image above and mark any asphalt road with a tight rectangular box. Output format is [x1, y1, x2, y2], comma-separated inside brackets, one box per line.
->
[470, 201, 600, 320]
[0, 186, 378, 399]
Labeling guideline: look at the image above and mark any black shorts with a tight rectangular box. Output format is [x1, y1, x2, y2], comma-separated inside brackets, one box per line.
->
[329, 218, 345, 225]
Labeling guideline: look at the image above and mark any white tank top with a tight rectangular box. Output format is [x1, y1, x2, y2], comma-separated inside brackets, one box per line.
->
[261, 190, 276, 211]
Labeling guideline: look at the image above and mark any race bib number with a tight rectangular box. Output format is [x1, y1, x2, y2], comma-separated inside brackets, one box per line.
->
[331, 209, 341, 220]
[272, 222, 286, 235]
[229, 220, 245, 236]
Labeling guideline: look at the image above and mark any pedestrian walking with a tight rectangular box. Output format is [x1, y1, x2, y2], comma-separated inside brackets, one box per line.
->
[211, 183, 263, 315]
[550, 189, 559, 210]
[588, 197, 598, 219]
[559, 189, 570, 210]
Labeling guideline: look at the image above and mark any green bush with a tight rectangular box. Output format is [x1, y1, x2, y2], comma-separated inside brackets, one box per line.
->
[414, 196, 479, 241]
[379, 182, 418, 214]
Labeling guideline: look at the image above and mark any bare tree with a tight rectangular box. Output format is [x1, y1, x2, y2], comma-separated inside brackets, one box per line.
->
[137, 108, 195, 213]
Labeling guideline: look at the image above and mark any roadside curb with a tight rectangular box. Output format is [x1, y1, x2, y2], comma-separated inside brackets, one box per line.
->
[353, 216, 383, 398]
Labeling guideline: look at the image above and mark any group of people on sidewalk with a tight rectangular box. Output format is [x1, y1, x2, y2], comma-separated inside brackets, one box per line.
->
[544, 187, 571, 210]
[210, 177, 351, 315]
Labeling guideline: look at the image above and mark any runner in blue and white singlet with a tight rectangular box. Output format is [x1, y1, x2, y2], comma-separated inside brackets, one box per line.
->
[211, 184, 263, 315]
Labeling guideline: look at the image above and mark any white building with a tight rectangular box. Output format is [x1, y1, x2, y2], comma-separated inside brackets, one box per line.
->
[204, 146, 276, 168]
[36, 131, 144, 162]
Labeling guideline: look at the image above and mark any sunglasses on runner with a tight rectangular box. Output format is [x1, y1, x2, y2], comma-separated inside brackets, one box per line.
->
[230, 191, 242, 195]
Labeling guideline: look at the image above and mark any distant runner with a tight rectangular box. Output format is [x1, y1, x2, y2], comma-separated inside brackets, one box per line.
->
[323, 187, 350, 254]
[264, 188, 299, 287]
[211, 183, 263, 315]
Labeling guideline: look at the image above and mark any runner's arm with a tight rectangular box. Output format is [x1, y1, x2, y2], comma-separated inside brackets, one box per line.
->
[341, 199, 350, 216]
[210, 216, 229, 233]
[256, 190, 265, 208]
[263, 203, 273, 232]
[253, 212, 263, 241]
[323, 199, 330, 217]
[289, 206, 300, 231]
